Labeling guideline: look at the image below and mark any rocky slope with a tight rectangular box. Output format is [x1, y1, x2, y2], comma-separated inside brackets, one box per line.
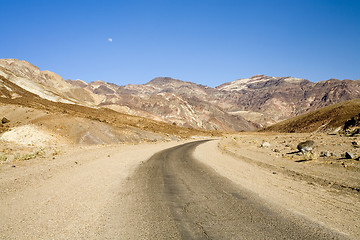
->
[260, 99, 360, 134]
[0, 61, 214, 145]
[1, 58, 360, 132]
[69, 74, 360, 130]
[82, 77, 257, 131]
[0, 59, 94, 105]
[216, 75, 360, 126]
[0, 59, 256, 131]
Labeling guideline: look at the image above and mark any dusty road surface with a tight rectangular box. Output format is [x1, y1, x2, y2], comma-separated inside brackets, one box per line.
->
[100, 140, 348, 239]
[0, 139, 356, 239]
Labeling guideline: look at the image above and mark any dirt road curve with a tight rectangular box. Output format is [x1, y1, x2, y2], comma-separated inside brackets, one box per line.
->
[101, 140, 347, 239]
[1, 140, 353, 239]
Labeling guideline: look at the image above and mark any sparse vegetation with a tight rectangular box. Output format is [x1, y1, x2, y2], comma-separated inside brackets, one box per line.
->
[14, 152, 36, 161]
[34, 147, 46, 158]
[0, 152, 7, 161]
[13, 147, 47, 161]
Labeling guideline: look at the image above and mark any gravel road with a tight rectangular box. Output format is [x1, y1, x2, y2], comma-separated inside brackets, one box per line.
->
[1, 140, 354, 239]
[99, 140, 347, 239]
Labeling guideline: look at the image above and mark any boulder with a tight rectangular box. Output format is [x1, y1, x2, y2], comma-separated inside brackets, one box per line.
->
[297, 140, 315, 153]
[345, 152, 354, 159]
[1, 117, 10, 124]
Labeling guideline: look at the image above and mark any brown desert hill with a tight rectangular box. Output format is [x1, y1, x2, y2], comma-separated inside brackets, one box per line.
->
[2, 58, 360, 131]
[68, 77, 257, 131]
[0, 59, 95, 105]
[215, 75, 360, 126]
[0, 74, 217, 144]
[260, 98, 360, 133]
[0, 58, 256, 131]
[69, 74, 360, 129]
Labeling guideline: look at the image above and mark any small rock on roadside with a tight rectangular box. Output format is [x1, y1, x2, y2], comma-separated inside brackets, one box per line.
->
[1, 117, 10, 124]
[297, 140, 315, 153]
[320, 151, 331, 157]
[261, 142, 270, 148]
[345, 152, 354, 159]
[352, 141, 359, 148]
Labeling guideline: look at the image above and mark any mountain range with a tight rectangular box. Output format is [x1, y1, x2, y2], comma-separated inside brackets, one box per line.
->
[1, 58, 360, 132]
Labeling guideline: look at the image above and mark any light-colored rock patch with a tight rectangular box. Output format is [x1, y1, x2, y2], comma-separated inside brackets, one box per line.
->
[0, 125, 65, 146]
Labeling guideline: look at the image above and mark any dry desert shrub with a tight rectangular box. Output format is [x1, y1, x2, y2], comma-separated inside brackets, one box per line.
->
[13, 147, 46, 161]
[34, 147, 46, 158]
[0, 152, 7, 161]
[14, 152, 35, 161]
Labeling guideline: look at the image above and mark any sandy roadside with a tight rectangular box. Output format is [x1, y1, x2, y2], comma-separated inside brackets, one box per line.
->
[1, 136, 359, 239]
[0, 140, 189, 239]
[194, 139, 360, 239]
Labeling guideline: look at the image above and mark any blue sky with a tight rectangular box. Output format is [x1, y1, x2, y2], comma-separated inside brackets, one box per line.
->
[1, 0, 359, 87]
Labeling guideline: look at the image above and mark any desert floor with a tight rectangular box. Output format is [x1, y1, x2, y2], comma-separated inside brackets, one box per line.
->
[0, 133, 359, 239]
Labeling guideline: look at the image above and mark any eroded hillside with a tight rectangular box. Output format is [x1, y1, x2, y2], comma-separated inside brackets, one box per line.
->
[0, 73, 216, 146]
[1, 58, 360, 132]
[260, 99, 360, 134]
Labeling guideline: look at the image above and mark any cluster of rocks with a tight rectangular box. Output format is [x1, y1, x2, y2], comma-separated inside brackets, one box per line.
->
[260, 139, 359, 161]
[301, 140, 359, 161]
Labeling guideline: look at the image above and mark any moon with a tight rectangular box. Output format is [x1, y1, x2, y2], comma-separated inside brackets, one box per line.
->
[108, 38, 113, 42]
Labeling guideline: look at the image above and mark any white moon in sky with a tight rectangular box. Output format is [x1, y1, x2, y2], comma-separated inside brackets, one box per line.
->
[108, 38, 113, 42]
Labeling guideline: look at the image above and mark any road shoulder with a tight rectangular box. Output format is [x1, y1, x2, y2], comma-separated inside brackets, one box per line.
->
[0, 141, 185, 239]
[193, 139, 360, 239]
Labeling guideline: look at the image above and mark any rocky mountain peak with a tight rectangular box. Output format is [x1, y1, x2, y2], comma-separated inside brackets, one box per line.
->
[66, 79, 88, 88]
[0, 59, 95, 105]
[0, 59, 41, 79]
[216, 75, 274, 91]
[249, 74, 273, 80]
[1, 58, 359, 132]
[0, 58, 73, 90]
[146, 77, 185, 86]
[90, 80, 108, 85]
[216, 75, 308, 91]
[0, 59, 39, 70]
